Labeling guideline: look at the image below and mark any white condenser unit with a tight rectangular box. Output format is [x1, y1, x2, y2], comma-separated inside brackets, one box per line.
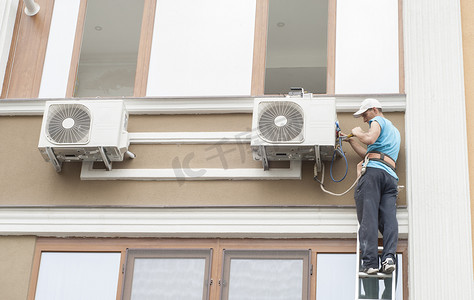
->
[251, 97, 336, 170]
[38, 100, 129, 172]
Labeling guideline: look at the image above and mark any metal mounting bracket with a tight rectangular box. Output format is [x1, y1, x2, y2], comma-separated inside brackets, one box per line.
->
[45, 147, 62, 173]
[260, 145, 269, 171]
[314, 146, 321, 172]
[98, 147, 112, 171]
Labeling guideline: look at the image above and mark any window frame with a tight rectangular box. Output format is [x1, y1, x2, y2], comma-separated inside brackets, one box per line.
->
[28, 238, 408, 300]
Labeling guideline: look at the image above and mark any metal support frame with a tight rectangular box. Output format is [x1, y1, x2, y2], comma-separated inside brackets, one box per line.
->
[45, 147, 62, 173]
[259, 145, 269, 171]
[98, 147, 112, 171]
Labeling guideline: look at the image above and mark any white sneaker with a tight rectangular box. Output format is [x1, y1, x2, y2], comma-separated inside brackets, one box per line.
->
[361, 267, 379, 275]
[382, 257, 396, 274]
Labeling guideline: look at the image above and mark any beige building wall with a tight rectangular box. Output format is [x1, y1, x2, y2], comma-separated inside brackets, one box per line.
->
[0, 236, 36, 300]
[0, 113, 405, 207]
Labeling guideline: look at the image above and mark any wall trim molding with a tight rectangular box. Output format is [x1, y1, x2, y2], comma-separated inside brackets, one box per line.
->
[0, 206, 408, 238]
[0, 94, 406, 115]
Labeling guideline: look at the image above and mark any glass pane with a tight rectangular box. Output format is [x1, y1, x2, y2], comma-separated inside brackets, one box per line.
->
[123, 249, 212, 300]
[34, 252, 121, 300]
[130, 258, 206, 300]
[74, 0, 145, 97]
[316, 253, 403, 300]
[222, 250, 310, 300]
[228, 259, 303, 300]
[265, 0, 328, 95]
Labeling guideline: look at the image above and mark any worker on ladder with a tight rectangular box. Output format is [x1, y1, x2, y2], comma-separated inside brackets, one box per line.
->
[343, 98, 401, 275]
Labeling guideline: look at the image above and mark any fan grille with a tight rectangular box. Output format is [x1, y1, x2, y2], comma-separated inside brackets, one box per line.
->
[257, 101, 304, 143]
[46, 104, 91, 144]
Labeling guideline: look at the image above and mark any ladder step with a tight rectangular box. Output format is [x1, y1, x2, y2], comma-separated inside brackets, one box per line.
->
[358, 246, 384, 252]
[358, 272, 393, 279]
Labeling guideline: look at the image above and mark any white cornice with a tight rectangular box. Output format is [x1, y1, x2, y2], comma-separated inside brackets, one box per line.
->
[0, 206, 408, 238]
[0, 94, 406, 116]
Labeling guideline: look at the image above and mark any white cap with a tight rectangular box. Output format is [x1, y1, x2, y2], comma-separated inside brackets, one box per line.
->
[353, 98, 382, 118]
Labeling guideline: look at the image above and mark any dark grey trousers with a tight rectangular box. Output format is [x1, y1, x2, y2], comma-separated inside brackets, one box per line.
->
[355, 167, 398, 269]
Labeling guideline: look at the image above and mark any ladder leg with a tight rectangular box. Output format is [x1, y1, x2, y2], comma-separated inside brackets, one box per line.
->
[355, 224, 360, 300]
[391, 257, 397, 300]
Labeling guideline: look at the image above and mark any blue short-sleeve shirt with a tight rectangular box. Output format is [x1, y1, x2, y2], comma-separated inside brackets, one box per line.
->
[366, 116, 401, 180]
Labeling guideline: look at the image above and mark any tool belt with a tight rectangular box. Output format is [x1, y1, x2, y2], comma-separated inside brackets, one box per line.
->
[366, 151, 396, 171]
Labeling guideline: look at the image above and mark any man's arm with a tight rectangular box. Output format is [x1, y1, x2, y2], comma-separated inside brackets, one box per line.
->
[347, 138, 367, 159]
[345, 120, 381, 159]
[352, 121, 381, 145]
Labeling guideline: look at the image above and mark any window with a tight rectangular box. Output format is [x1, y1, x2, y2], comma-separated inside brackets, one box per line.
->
[122, 249, 212, 300]
[65, 0, 156, 98]
[34, 252, 121, 300]
[316, 253, 404, 299]
[221, 250, 311, 300]
[29, 238, 408, 300]
[253, 0, 403, 96]
[252, 0, 335, 95]
[264, 0, 329, 95]
[72, 0, 145, 97]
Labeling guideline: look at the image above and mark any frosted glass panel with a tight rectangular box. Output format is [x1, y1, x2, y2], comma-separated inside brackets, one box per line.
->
[335, 0, 399, 94]
[227, 259, 303, 300]
[39, 0, 80, 98]
[316, 254, 403, 300]
[34, 252, 121, 300]
[130, 258, 206, 300]
[146, 0, 256, 97]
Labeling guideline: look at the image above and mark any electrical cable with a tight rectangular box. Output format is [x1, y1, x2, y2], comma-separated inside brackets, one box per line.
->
[315, 123, 370, 196]
[329, 136, 348, 182]
[319, 163, 361, 196]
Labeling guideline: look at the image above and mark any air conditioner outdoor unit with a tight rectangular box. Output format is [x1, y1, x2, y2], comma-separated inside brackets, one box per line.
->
[38, 100, 130, 172]
[251, 97, 336, 170]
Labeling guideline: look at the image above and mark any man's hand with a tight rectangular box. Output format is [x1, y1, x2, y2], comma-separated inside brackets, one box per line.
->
[340, 132, 356, 144]
[351, 127, 364, 137]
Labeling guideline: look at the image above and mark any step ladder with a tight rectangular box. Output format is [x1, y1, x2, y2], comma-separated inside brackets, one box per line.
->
[355, 225, 396, 300]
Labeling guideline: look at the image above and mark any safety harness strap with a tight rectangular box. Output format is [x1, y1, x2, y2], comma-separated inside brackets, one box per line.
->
[366, 150, 396, 171]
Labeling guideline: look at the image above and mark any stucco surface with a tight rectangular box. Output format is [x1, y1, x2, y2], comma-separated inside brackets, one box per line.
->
[0, 113, 405, 206]
[0, 236, 36, 300]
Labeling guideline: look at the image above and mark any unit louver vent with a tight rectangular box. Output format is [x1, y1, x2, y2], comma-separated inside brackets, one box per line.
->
[45, 104, 91, 144]
[257, 101, 304, 143]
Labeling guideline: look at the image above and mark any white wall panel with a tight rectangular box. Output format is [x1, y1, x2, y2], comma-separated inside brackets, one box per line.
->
[335, 0, 399, 94]
[35, 252, 121, 300]
[146, 0, 256, 97]
[404, 0, 474, 298]
[38, 0, 80, 98]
